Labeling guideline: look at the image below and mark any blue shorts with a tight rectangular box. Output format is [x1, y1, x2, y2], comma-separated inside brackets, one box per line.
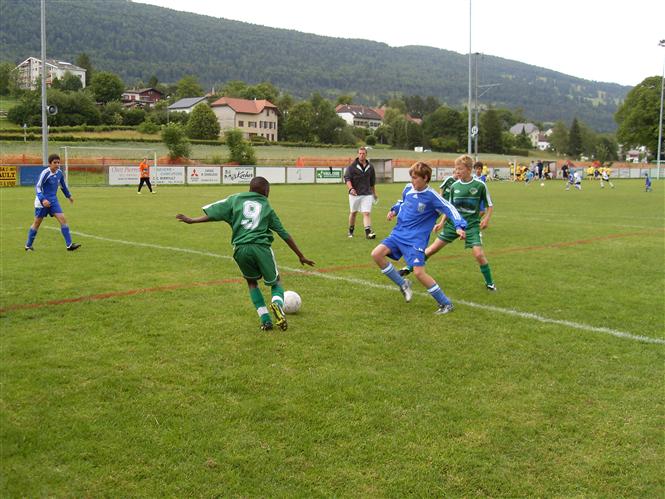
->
[34, 199, 63, 218]
[381, 235, 427, 267]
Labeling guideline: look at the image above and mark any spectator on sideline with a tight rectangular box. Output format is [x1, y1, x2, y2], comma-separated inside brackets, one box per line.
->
[138, 157, 154, 193]
[24, 154, 81, 252]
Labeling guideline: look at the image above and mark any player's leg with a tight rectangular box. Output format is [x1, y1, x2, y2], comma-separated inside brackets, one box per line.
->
[362, 211, 375, 239]
[371, 241, 412, 301]
[246, 278, 273, 330]
[146, 178, 154, 193]
[54, 211, 80, 251]
[138, 178, 144, 193]
[260, 248, 287, 331]
[348, 211, 357, 237]
[471, 245, 496, 291]
[412, 266, 454, 314]
[25, 215, 44, 250]
[234, 246, 272, 330]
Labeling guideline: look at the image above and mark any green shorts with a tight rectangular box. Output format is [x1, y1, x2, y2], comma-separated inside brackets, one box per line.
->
[438, 222, 483, 249]
[233, 244, 280, 285]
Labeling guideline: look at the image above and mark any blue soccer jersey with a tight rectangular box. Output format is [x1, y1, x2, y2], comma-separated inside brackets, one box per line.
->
[34, 167, 71, 208]
[389, 184, 466, 249]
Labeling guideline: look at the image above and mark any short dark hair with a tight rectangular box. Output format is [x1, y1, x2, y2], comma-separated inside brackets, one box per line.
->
[249, 176, 270, 196]
[48, 154, 60, 164]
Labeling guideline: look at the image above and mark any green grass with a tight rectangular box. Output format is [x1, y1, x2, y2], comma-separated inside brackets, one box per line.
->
[1, 179, 664, 496]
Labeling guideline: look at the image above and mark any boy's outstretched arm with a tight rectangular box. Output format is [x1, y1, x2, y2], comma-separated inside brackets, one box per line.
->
[176, 214, 211, 224]
[284, 236, 315, 267]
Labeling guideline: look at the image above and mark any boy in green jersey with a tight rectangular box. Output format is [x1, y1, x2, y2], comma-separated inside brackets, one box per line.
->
[176, 177, 315, 331]
[401, 154, 496, 291]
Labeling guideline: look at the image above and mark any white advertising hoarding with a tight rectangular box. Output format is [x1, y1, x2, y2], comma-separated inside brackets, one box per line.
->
[154, 166, 185, 184]
[223, 166, 254, 184]
[187, 166, 221, 184]
[256, 167, 286, 184]
[287, 167, 315, 184]
[109, 166, 140, 185]
[393, 168, 411, 182]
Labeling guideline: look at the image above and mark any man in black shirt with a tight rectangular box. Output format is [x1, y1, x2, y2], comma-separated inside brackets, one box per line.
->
[344, 147, 377, 239]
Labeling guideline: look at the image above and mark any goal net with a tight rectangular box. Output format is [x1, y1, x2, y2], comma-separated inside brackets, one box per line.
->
[59, 146, 158, 187]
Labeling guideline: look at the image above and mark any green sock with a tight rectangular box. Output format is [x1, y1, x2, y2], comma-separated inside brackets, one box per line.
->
[249, 288, 271, 324]
[271, 283, 284, 306]
[480, 263, 494, 286]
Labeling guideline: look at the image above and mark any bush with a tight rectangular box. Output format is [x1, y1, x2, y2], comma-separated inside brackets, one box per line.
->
[161, 123, 191, 159]
[225, 129, 256, 165]
[137, 120, 160, 134]
[365, 135, 377, 146]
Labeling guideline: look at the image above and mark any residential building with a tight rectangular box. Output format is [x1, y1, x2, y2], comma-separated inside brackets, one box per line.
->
[167, 96, 208, 113]
[121, 88, 164, 108]
[336, 104, 383, 129]
[211, 97, 279, 141]
[536, 133, 550, 151]
[15, 57, 86, 90]
[509, 122, 540, 147]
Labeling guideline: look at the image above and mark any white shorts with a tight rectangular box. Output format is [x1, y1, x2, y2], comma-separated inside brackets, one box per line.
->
[349, 194, 373, 213]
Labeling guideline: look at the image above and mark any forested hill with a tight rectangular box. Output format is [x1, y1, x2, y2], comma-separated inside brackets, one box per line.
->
[1, 0, 630, 131]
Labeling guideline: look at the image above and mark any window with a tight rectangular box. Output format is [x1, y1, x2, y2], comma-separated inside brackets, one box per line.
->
[238, 120, 244, 127]
[248, 121, 257, 128]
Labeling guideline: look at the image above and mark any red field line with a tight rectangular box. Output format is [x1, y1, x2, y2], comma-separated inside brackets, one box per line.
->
[2, 229, 662, 313]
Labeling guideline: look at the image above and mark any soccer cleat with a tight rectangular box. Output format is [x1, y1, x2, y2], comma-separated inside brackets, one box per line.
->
[400, 279, 413, 302]
[24, 246, 34, 251]
[137, 191, 142, 194]
[398, 266, 412, 277]
[365, 231, 376, 239]
[260, 322, 274, 331]
[434, 303, 455, 315]
[347, 233, 353, 238]
[486, 284, 497, 292]
[66, 243, 81, 251]
[270, 302, 288, 331]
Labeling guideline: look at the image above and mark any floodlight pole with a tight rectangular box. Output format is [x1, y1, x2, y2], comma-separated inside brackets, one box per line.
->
[467, 0, 473, 155]
[657, 40, 664, 180]
[40, 0, 48, 166]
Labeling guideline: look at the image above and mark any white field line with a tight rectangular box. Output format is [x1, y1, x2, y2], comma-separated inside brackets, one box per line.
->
[45, 228, 665, 345]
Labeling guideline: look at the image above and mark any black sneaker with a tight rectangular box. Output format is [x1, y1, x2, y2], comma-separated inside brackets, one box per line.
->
[434, 303, 454, 315]
[398, 266, 412, 277]
[260, 322, 274, 331]
[486, 284, 497, 292]
[347, 232, 354, 238]
[365, 231, 376, 239]
[270, 302, 288, 331]
[66, 243, 81, 251]
[25, 246, 34, 251]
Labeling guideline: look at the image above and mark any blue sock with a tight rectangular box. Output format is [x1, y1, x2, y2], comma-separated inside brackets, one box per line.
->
[61, 225, 72, 246]
[381, 263, 405, 287]
[428, 283, 451, 306]
[26, 227, 37, 247]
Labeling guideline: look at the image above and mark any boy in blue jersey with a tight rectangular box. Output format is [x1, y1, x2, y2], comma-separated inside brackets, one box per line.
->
[370, 162, 466, 314]
[25, 154, 81, 251]
[645, 173, 652, 192]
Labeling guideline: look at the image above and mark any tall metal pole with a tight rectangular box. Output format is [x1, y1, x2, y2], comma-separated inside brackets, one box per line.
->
[467, 0, 472, 155]
[40, 0, 48, 166]
[474, 53, 479, 161]
[657, 40, 664, 180]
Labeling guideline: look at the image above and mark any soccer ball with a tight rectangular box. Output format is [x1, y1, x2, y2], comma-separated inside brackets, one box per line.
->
[540, 182, 545, 187]
[283, 290, 302, 314]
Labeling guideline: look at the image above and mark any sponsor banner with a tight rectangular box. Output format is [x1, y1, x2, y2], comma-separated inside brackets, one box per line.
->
[187, 166, 221, 184]
[154, 166, 185, 184]
[256, 166, 286, 184]
[19, 165, 46, 186]
[109, 166, 140, 185]
[315, 168, 343, 183]
[0, 166, 17, 187]
[393, 168, 411, 182]
[223, 166, 254, 184]
[287, 167, 315, 184]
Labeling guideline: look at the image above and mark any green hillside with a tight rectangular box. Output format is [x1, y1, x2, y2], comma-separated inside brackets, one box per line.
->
[0, 0, 629, 131]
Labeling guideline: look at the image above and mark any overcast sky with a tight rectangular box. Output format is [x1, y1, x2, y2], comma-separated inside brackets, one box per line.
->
[134, 0, 663, 87]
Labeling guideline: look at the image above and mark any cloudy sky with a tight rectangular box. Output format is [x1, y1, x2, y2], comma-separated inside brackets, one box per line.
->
[135, 0, 664, 87]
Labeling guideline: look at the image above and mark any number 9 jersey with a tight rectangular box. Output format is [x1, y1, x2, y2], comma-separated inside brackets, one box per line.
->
[202, 191, 290, 247]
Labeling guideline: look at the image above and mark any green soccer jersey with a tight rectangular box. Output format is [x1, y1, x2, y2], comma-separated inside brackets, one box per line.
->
[448, 178, 492, 226]
[439, 176, 456, 201]
[202, 191, 290, 247]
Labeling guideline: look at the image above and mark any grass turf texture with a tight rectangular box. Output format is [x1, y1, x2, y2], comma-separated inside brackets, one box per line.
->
[1, 179, 663, 496]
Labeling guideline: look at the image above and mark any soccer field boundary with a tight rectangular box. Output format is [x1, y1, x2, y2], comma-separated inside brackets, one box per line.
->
[12, 228, 664, 346]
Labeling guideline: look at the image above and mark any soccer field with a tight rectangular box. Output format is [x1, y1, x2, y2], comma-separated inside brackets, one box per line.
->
[1, 179, 664, 496]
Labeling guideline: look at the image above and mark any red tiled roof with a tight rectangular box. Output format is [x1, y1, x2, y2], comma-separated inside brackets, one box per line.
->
[210, 97, 277, 114]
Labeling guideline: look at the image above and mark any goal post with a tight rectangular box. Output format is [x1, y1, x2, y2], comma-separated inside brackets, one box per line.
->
[60, 146, 158, 186]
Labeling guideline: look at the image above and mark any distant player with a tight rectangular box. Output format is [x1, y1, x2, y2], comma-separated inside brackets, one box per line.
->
[370, 161, 466, 314]
[24, 154, 81, 252]
[525, 169, 535, 184]
[473, 161, 486, 182]
[566, 170, 582, 190]
[600, 169, 614, 189]
[400, 154, 496, 291]
[137, 157, 154, 193]
[176, 176, 315, 331]
[645, 172, 653, 192]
